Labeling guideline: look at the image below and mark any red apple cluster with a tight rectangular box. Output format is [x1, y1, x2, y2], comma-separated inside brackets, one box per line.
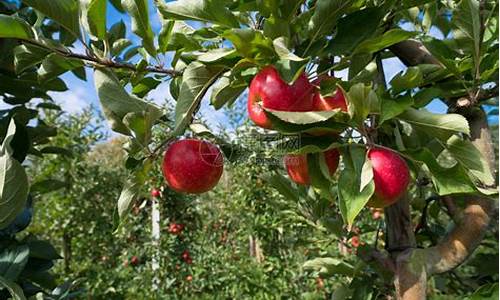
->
[168, 223, 185, 235]
[181, 250, 192, 264]
[162, 139, 224, 194]
[248, 66, 410, 208]
[247, 66, 347, 129]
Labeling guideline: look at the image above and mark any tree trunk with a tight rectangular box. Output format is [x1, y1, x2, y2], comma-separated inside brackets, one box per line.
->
[63, 231, 72, 273]
[386, 41, 497, 299]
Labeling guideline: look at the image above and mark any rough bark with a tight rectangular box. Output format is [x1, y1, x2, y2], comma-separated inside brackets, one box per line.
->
[386, 40, 498, 299]
[385, 196, 426, 300]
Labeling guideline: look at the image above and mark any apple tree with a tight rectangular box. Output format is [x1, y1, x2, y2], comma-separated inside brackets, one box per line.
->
[0, 0, 498, 299]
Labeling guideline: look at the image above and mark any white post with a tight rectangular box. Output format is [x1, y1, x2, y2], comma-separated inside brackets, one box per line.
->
[152, 195, 161, 290]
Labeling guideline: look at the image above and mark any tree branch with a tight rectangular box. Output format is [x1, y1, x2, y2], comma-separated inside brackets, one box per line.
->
[23, 40, 181, 77]
[389, 40, 442, 66]
[425, 196, 494, 275]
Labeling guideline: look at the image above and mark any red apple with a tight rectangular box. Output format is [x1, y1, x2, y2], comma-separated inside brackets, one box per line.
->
[130, 256, 139, 266]
[367, 148, 410, 208]
[312, 88, 348, 112]
[247, 66, 315, 128]
[181, 250, 191, 260]
[162, 139, 223, 194]
[350, 236, 360, 248]
[151, 188, 161, 198]
[186, 275, 193, 282]
[283, 149, 340, 185]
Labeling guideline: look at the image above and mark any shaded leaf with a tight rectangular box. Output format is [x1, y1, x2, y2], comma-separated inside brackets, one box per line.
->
[379, 95, 413, 124]
[80, 0, 107, 40]
[94, 68, 163, 135]
[398, 108, 470, 140]
[446, 135, 495, 186]
[154, 0, 239, 28]
[0, 120, 29, 230]
[265, 108, 348, 125]
[354, 29, 417, 54]
[173, 61, 224, 136]
[23, 0, 80, 38]
[0, 15, 33, 40]
[122, 0, 157, 56]
[327, 7, 384, 55]
[210, 73, 245, 109]
[338, 146, 374, 225]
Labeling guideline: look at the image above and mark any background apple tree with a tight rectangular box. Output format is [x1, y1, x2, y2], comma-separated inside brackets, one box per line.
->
[0, 0, 498, 299]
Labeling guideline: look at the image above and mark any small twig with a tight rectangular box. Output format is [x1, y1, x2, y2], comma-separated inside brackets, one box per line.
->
[415, 196, 440, 235]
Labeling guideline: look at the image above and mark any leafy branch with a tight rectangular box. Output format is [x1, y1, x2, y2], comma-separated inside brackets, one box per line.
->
[23, 40, 182, 77]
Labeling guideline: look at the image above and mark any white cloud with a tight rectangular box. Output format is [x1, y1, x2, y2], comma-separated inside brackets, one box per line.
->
[48, 85, 93, 114]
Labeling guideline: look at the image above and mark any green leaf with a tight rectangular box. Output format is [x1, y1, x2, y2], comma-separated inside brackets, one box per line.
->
[274, 58, 309, 83]
[23, 0, 81, 39]
[303, 257, 354, 276]
[307, 153, 331, 190]
[131, 77, 161, 98]
[111, 38, 132, 57]
[307, 0, 353, 45]
[123, 106, 162, 146]
[197, 48, 238, 63]
[326, 7, 384, 55]
[390, 64, 445, 94]
[107, 20, 126, 45]
[0, 245, 29, 281]
[338, 146, 374, 225]
[354, 29, 417, 54]
[13, 44, 50, 74]
[453, 0, 481, 73]
[0, 276, 25, 300]
[117, 159, 151, 218]
[30, 179, 67, 194]
[262, 173, 300, 202]
[390, 67, 423, 93]
[210, 73, 245, 109]
[122, 0, 157, 57]
[94, 68, 163, 135]
[398, 108, 470, 140]
[379, 95, 414, 125]
[154, 0, 239, 28]
[158, 20, 175, 53]
[359, 158, 373, 192]
[414, 87, 443, 108]
[273, 37, 304, 61]
[223, 28, 275, 61]
[346, 83, 377, 124]
[80, 0, 107, 40]
[27, 240, 62, 260]
[163, 21, 201, 52]
[0, 120, 29, 230]
[446, 135, 495, 187]
[0, 15, 33, 40]
[173, 61, 224, 136]
[264, 108, 348, 125]
[406, 148, 476, 195]
[37, 53, 84, 82]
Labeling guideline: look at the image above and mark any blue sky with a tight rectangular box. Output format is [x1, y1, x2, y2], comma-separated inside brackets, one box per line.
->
[5, 1, 492, 134]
